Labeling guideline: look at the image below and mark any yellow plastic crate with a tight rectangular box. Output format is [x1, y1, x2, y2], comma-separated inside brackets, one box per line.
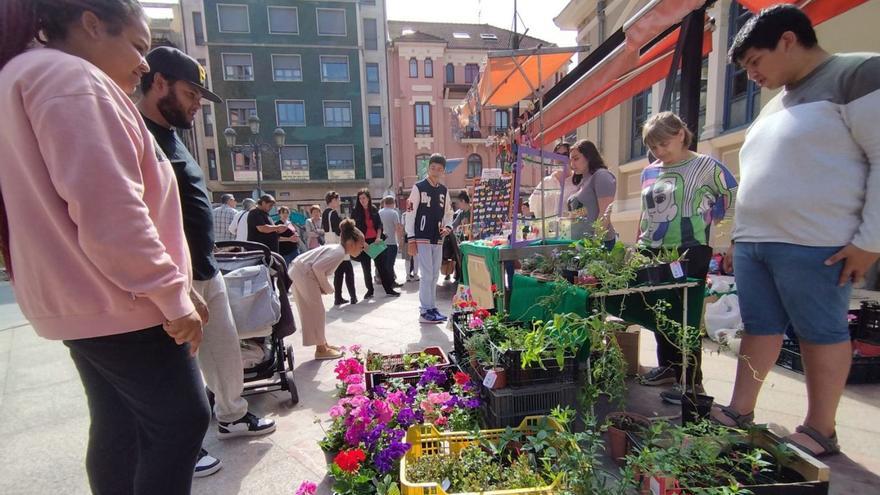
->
[400, 416, 564, 495]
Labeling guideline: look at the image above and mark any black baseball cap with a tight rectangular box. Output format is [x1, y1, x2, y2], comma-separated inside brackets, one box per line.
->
[144, 47, 222, 103]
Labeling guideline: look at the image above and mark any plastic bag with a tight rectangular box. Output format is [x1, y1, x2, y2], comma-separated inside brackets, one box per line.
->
[528, 175, 563, 219]
[705, 293, 743, 343]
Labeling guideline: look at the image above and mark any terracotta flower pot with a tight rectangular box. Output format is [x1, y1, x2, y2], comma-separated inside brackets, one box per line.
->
[482, 365, 507, 389]
[606, 412, 651, 466]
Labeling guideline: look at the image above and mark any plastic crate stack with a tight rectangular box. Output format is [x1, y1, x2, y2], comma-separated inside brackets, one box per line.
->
[451, 311, 581, 428]
[776, 301, 880, 384]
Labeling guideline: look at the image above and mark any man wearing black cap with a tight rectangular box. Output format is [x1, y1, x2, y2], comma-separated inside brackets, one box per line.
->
[138, 47, 276, 478]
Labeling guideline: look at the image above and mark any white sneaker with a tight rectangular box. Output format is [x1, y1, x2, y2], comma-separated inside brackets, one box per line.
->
[217, 412, 276, 439]
[194, 448, 222, 478]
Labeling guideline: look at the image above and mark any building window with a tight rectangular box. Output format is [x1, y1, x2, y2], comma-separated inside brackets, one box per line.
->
[207, 149, 218, 180]
[276, 100, 305, 127]
[326, 145, 355, 180]
[323, 101, 352, 127]
[272, 54, 302, 81]
[368, 106, 382, 137]
[464, 63, 480, 84]
[192, 12, 205, 45]
[371, 148, 384, 179]
[724, 2, 760, 130]
[268, 6, 298, 34]
[227, 99, 257, 127]
[316, 8, 347, 36]
[320, 55, 349, 82]
[494, 110, 509, 134]
[366, 63, 380, 94]
[201, 104, 214, 136]
[466, 154, 482, 178]
[424, 58, 433, 78]
[416, 154, 430, 178]
[280, 145, 309, 180]
[670, 57, 709, 133]
[221, 53, 253, 81]
[409, 58, 418, 78]
[629, 89, 652, 160]
[445, 63, 455, 83]
[363, 18, 378, 50]
[414, 102, 431, 136]
[217, 4, 249, 33]
[234, 152, 254, 171]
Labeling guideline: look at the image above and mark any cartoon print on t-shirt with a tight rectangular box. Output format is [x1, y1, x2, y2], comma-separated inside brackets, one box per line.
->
[644, 177, 678, 242]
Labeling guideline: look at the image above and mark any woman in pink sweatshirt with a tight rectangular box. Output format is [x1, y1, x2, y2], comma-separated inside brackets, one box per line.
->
[0, 1, 210, 493]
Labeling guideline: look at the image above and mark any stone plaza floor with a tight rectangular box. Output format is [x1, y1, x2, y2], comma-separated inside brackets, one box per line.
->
[1, 262, 879, 494]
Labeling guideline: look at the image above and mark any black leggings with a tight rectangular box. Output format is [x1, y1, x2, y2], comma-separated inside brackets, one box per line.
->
[353, 238, 395, 294]
[64, 326, 210, 495]
[647, 244, 713, 386]
[334, 260, 356, 301]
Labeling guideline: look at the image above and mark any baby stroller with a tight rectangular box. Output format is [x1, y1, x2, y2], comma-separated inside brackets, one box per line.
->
[208, 240, 299, 405]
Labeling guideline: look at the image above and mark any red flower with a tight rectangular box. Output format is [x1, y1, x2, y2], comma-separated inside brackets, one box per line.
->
[454, 371, 470, 385]
[475, 308, 490, 319]
[469, 301, 478, 307]
[490, 284, 497, 292]
[334, 448, 366, 473]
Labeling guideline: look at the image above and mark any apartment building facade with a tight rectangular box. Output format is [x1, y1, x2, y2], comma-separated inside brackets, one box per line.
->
[387, 21, 559, 198]
[178, 0, 391, 211]
[553, 0, 880, 245]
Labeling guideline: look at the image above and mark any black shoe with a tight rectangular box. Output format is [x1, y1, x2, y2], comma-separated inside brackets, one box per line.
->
[218, 412, 276, 439]
[194, 448, 222, 478]
[350, 296, 358, 305]
[393, 282, 404, 288]
[364, 291, 374, 299]
[334, 298, 349, 306]
[386, 290, 401, 297]
[660, 384, 706, 405]
[638, 366, 677, 386]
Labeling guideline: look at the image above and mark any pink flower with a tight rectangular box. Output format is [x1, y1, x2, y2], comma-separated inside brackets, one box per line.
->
[350, 395, 369, 408]
[350, 344, 362, 354]
[372, 399, 394, 424]
[387, 391, 405, 407]
[468, 317, 484, 329]
[329, 405, 346, 418]
[346, 383, 365, 396]
[343, 373, 364, 385]
[420, 399, 435, 414]
[295, 481, 317, 495]
[428, 392, 451, 405]
[434, 416, 448, 426]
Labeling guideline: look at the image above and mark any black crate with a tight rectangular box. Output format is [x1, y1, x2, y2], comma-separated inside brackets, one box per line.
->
[481, 380, 579, 428]
[852, 301, 880, 345]
[500, 349, 579, 388]
[776, 339, 880, 384]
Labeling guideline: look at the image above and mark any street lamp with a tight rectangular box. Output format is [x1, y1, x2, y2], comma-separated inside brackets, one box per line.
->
[224, 116, 287, 198]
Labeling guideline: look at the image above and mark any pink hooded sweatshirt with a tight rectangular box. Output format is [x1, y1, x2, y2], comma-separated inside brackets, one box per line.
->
[0, 48, 195, 340]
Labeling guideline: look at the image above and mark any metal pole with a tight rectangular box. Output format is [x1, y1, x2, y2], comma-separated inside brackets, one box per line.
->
[537, 47, 549, 242]
[254, 144, 262, 197]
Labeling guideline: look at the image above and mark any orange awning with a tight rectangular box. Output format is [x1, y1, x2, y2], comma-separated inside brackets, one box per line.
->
[530, 0, 706, 143]
[738, 0, 870, 24]
[478, 49, 578, 108]
[530, 0, 867, 144]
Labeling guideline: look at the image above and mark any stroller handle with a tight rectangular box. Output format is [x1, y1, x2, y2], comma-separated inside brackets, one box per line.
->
[215, 240, 273, 266]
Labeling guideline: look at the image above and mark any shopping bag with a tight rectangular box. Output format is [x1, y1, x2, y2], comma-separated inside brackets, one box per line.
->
[366, 239, 387, 259]
[705, 293, 743, 343]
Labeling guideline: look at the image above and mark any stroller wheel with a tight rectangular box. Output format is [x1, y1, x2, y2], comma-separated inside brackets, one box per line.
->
[285, 344, 295, 372]
[205, 386, 215, 415]
[282, 370, 299, 406]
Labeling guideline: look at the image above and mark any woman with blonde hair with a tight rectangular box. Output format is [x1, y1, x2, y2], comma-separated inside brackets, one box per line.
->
[290, 218, 366, 360]
[636, 111, 738, 405]
[304, 204, 325, 250]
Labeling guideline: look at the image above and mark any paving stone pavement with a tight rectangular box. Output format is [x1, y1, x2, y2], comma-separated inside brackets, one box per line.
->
[1, 263, 878, 494]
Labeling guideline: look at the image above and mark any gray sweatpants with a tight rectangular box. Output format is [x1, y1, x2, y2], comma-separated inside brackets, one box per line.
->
[192, 272, 249, 423]
[417, 243, 443, 312]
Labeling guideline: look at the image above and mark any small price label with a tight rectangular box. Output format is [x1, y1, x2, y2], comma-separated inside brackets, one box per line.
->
[482, 370, 497, 388]
[670, 261, 684, 279]
[441, 479, 451, 491]
[649, 477, 661, 495]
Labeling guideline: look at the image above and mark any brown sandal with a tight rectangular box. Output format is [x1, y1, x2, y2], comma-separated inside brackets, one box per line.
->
[709, 405, 754, 428]
[785, 425, 840, 458]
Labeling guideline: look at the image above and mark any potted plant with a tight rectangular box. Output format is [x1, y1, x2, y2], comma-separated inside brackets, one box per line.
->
[464, 332, 489, 375]
[605, 412, 651, 466]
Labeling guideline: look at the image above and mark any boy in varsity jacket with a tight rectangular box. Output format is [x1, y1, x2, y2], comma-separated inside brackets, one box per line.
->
[406, 154, 454, 323]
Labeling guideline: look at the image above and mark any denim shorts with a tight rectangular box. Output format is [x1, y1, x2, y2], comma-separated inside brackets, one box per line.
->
[734, 242, 852, 344]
